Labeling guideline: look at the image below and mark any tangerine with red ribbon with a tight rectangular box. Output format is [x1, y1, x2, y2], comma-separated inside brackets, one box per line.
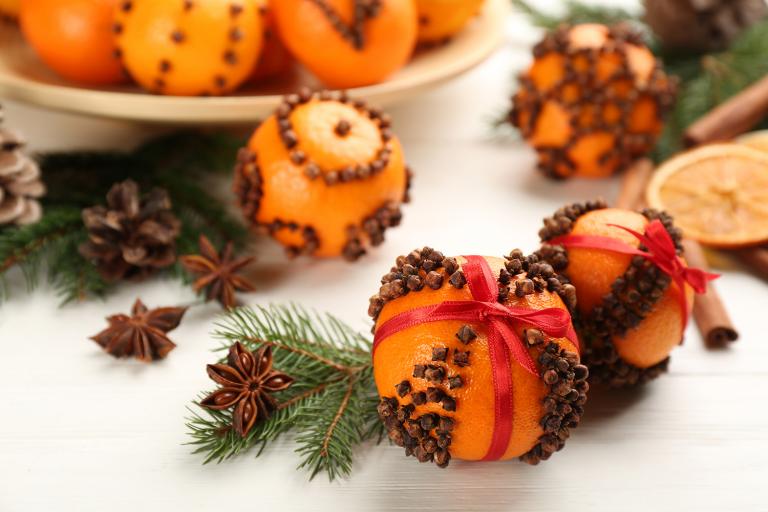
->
[538, 203, 717, 387]
[370, 248, 588, 468]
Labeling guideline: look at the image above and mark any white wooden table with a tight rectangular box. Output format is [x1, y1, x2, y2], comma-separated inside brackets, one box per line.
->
[2, 5, 767, 511]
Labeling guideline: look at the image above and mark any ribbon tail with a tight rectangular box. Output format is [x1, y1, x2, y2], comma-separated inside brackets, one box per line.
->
[683, 267, 720, 294]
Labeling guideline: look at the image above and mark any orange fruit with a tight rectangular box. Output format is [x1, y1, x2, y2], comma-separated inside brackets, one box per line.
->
[538, 202, 694, 387]
[415, 0, 484, 44]
[0, 0, 20, 18]
[251, 0, 293, 81]
[647, 143, 768, 248]
[370, 249, 587, 466]
[234, 89, 410, 260]
[19, 0, 125, 85]
[271, 0, 417, 88]
[114, 0, 263, 96]
[511, 24, 676, 179]
[736, 130, 768, 153]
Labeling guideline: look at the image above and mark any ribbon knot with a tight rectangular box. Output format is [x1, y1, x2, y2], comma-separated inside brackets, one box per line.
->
[372, 255, 579, 461]
[548, 219, 719, 328]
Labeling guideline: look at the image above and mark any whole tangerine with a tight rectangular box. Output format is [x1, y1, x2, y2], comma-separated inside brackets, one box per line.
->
[537, 201, 695, 387]
[415, 0, 484, 44]
[251, 0, 293, 81]
[510, 24, 676, 179]
[19, 0, 125, 85]
[114, 0, 263, 96]
[370, 248, 587, 467]
[271, 0, 417, 88]
[234, 89, 411, 261]
[0, 0, 20, 18]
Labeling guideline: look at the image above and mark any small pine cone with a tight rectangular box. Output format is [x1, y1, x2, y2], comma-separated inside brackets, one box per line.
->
[644, 0, 768, 52]
[0, 121, 45, 226]
[80, 180, 181, 282]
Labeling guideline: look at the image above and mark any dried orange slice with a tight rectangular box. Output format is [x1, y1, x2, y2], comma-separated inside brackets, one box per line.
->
[646, 143, 768, 248]
[736, 130, 768, 153]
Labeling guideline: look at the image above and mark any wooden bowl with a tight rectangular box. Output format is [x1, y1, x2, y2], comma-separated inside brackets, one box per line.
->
[0, 0, 507, 124]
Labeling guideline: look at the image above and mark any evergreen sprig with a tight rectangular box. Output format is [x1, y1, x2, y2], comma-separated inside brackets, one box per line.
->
[186, 304, 383, 481]
[506, 0, 768, 161]
[0, 207, 109, 303]
[510, 0, 638, 30]
[0, 131, 250, 304]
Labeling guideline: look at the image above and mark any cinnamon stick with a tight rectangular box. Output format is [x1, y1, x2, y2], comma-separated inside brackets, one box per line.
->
[735, 247, 768, 282]
[684, 74, 768, 147]
[681, 239, 739, 347]
[616, 158, 654, 209]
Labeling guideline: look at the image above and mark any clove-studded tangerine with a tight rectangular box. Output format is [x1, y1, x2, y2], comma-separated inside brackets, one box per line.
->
[0, 0, 19, 18]
[415, 0, 484, 45]
[20, 0, 126, 86]
[370, 248, 587, 467]
[234, 89, 411, 261]
[250, 0, 293, 81]
[114, 0, 263, 96]
[536, 201, 716, 387]
[510, 23, 676, 179]
[271, 0, 417, 88]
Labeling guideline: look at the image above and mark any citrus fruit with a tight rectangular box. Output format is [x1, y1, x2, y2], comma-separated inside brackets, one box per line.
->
[114, 0, 263, 96]
[19, 0, 125, 85]
[736, 129, 768, 153]
[234, 89, 411, 260]
[415, 0, 484, 44]
[0, 0, 20, 18]
[646, 143, 768, 248]
[251, 0, 293, 81]
[271, 0, 417, 88]
[511, 23, 676, 179]
[371, 249, 587, 466]
[538, 201, 694, 387]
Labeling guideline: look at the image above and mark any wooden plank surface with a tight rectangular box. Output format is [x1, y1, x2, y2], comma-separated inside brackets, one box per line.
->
[1, 5, 766, 511]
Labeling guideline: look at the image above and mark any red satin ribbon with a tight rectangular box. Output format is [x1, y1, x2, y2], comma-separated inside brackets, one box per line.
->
[372, 255, 579, 461]
[548, 219, 719, 328]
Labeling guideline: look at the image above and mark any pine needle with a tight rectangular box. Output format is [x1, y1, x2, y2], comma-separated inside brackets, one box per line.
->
[1, 131, 250, 305]
[186, 304, 382, 481]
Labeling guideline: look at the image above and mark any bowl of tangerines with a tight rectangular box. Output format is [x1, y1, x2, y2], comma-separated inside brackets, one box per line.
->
[0, 0, 506, 123]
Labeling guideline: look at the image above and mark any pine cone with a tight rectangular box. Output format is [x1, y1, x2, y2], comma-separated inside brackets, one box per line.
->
[644, 0, 767, 52]
[0, 116, 45, 227]
[80, 180, 181, 282]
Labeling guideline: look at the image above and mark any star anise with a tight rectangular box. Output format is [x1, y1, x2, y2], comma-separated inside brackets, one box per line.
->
[201, 342, 294, 437]
[90, 299, 187, 362]
[180, 235, 256, 309]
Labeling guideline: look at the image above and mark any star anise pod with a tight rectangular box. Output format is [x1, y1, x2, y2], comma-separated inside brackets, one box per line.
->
[90, 299, 187, 362]
[201, 342, 294, 437]
[180, 235, 256, 309]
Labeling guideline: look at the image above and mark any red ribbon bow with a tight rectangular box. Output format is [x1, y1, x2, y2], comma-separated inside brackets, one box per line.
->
[373, 255, 579, 461]
[548, 219, 720, 328]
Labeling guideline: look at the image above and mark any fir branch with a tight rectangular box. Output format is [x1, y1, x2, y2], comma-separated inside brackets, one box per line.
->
[655, 18, 768, 159]
[186, 304, 381, 481]
[510, 0, 638, 29]
[17, 131, 250, 302]
[0, 208, 108, 303]
[134, 131, 246, 176]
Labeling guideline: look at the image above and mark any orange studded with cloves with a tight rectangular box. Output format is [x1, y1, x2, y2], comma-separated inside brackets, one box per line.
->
[537, 201, 695, 387]
[370, 249, 588, 467]
[234, 89, 411, 261]
[510, 24, 676, 179]
[114, 0, 263, 96]
[415, 0, 484, 45]
[271, 0, 417, 88]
